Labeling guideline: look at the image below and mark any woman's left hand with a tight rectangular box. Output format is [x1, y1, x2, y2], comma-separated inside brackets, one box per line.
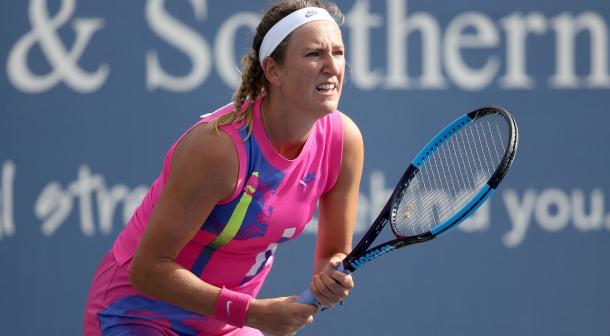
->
[310, 254, 354, 308]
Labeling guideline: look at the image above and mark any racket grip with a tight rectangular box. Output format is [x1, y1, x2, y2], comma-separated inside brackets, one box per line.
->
[295, 263, 349, 306]
[296, 288, 319, 306]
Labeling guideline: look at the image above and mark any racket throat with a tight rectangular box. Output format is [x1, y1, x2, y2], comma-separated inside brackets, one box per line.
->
[344, 233, 435, 272]
[345, 244, 397, 271]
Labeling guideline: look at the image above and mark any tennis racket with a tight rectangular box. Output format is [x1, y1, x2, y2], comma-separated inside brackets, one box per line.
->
[297, 106, 518, 306]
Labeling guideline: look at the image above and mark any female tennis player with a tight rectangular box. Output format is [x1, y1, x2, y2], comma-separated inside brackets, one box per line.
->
[83, 1, 363, 335]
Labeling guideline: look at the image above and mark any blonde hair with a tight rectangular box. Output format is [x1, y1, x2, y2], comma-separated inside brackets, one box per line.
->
[211, 0, 344, 138]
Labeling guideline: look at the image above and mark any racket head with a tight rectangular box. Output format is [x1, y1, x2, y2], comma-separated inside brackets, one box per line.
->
[342, 107, 518, 273]
[390, 106, 518, 238]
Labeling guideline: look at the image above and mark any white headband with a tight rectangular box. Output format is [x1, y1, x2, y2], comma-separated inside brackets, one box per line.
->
[258, 7, 337, 65]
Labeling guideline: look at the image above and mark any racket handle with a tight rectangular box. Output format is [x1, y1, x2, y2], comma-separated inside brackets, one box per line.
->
[296, 288, 319, 306]
[295, 263, 349, 306]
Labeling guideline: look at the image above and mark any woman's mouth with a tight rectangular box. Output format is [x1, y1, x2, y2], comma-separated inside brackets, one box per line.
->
[316, 83, 337, 94]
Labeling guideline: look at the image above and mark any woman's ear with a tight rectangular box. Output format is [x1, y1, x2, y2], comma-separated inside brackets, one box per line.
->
[261, 57, 282, 87]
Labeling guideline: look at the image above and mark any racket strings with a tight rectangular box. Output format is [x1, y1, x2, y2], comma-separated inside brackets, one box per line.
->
[393, 114, 509, 237]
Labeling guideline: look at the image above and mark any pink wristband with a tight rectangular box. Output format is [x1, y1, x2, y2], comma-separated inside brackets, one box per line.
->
[214, 286, 253, 328]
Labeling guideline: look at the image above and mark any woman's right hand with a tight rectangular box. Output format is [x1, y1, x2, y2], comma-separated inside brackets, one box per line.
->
[245, 296, 319, 336]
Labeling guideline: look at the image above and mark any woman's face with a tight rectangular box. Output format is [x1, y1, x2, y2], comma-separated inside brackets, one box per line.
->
[274, 20, 345, 117]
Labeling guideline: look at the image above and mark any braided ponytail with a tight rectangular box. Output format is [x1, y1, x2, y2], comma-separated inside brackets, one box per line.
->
[210, 51, 264, 138]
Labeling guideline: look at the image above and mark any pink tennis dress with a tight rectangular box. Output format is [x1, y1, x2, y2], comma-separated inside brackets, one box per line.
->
[84, 95, 344, 335]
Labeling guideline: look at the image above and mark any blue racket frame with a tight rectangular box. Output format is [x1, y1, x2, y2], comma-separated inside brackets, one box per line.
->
[296, 106, 518, 306]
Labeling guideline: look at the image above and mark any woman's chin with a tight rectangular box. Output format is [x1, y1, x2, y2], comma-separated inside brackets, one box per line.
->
[317, 96, 340, 112]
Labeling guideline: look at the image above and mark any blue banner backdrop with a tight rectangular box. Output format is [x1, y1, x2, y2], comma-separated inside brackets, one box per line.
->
[1, 0, 609, 335]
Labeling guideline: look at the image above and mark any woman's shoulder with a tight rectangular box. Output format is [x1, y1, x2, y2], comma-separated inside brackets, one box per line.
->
[170, 121, 240, 200]
[175, 122, 237, 168]
[335, 111, 362, 146]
